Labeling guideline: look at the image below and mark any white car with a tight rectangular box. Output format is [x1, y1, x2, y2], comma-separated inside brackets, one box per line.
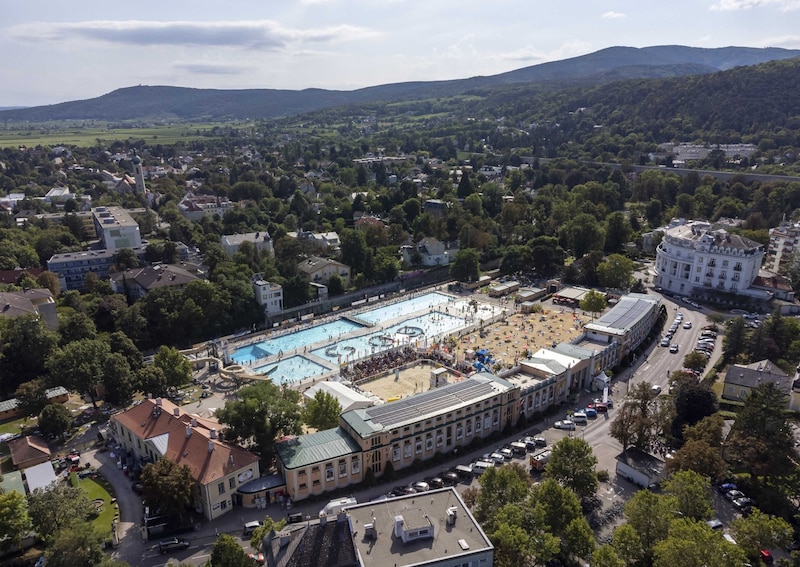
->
[683, 321, 692, 329]
[554, 419, 576, 430]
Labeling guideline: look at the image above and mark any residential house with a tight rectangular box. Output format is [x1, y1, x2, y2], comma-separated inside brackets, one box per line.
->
[92, 206, 142, 252]
[48, 246, 148, 291]
[400, 237, 457, 267]
[109, 397, 260, 520]
[287, 231, 341, 252]
[0, 288, 58, 329]
[109, 264, 202, 300]
[221, 232, 274, 257]
[297, 257, 351, 287]
[252, 276, 283, 317]
[0, 387, 69, 423]
[178, 192, 235, 221]
[8, 435, 51, 470]
[723, 360, 791, 404]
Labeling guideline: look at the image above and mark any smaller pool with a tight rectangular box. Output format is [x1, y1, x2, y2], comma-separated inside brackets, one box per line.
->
[254, 356, 330, 385]
[230, 344, 272, 365]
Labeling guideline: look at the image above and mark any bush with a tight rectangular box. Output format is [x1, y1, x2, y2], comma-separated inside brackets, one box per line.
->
[382, 461, 396, 482]
[361, 468, 376, 489]
[596, 469, 610, 482]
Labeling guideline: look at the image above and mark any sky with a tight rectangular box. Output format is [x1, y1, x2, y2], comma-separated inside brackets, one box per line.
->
[3, 0, 800, 108]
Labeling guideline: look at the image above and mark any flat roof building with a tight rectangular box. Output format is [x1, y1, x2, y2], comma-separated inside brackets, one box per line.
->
[584, 293, 660, 360]
[92, 206, 142, 252]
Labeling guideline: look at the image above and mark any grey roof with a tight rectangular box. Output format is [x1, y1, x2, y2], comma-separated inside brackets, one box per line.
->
[340, 373, 516, 438]
[276, 427, 362, 470]
[109, 264, 200, 290]
[724, 359, 790, 393]
[586, 293, 659, 335]
[0, 387, 68, 414]
[297, 256, 347, 275]
[552, 342, 597, 360]
[237, 473, 286, 494]
[265, 516, 357, 567]
[616, 447, 665, 477]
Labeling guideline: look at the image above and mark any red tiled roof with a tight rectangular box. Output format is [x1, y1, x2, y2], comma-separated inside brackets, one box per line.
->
[8, 434, 51, 467]
[112, 398, 258, 485]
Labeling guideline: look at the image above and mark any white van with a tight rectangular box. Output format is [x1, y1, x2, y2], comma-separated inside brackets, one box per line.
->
[723, 533, 737, 545]
[572, 411, 587, 424]
[471, 460, 495, 475]
[243, 520, 262, 536]
[320, 497, 357, 516]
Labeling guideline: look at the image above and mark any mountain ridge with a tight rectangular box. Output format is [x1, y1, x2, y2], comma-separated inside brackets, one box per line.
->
[2, 45, 799, 122]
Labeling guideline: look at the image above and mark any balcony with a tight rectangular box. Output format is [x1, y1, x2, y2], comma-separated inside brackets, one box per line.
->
[733, 265, 742, 271]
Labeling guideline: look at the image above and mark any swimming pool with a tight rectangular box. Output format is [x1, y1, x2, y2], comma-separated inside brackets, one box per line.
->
[230, 319, 362, 364]
[253, 356, 330, 385]
[312, 311, 467, 362]
[357, 292, 451, 324]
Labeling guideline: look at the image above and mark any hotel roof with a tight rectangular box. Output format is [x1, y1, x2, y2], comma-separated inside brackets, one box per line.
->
[340, 373, 515, 438]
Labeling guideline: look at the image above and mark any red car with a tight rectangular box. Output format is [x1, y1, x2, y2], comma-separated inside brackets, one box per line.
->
[248, 552, 265, 565]
[759, 549, 773, 564]
[587, 403, 608, 413]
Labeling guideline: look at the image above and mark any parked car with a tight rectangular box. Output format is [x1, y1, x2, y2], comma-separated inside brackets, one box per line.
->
[725, 489, 745, 502]
[488, 452, 506, 464]
[248, 552, 266, 565]
[158, 538, 190, 554]
[683, 321, 692, 329]
[572, 411, 588, 423]
[412, 481, 430, 492]
[759, 549, 774, 564]
[554, 420, 576, 430]
[660, 337, 671, 347]
[733, 497, 754, 511]
[717, 482, 737, 494]
[498, 448, 514, 460]
[584, 407, 597, 418]
[670, 344, 679, 353]
[429, 477, 445, 489]
[593, 398, 613, 408]
[589, 402, 608, 413]
[651, 384, 662, 395]
[243, 520, 262, 536]
[532, 436, 547, 447]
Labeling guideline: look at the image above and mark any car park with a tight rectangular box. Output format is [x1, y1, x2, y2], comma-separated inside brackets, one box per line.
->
[554, 419, 576, 430]
[158, 538, 190, 554]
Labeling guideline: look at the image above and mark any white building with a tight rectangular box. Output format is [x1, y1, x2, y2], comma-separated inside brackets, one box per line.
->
[221, 232, 274, 257]
[654, 220, 765, 300]
[92, 206, 142, 252]
[252, 277, 283, 316]
[766, 220, 800, 273]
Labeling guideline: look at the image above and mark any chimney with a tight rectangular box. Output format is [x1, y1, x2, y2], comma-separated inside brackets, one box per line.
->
[173, 408, 180, 417]
[147, 393, 153, 399]
[191, 417, 197, 427]
[186, 425, 191, 438]
[229, 454, 234, 465]
[210, 428, 217, 439]
[208, 441, 215, 453]
[156, 397, 162, 406]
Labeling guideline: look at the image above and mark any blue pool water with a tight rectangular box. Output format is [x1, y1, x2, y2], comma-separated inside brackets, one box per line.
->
[357, 292, 450, 324]
[230, 319, 362, 364]
[312, 312, 466, 362]
[254, 356, 329, 384]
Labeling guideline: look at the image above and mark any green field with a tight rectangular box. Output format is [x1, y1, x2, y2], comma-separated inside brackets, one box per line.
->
[0, 123, 227, 148]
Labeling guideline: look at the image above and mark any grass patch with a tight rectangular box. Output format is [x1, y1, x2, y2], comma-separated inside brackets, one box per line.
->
[79, 476, 118, 536]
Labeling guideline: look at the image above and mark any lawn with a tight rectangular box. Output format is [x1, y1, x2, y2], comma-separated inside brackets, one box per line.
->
[77, 475, 118, 538]
[0, 122, 226, 148]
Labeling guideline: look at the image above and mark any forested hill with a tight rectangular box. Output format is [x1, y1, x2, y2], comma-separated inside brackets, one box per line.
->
[1, 45, 799, 122]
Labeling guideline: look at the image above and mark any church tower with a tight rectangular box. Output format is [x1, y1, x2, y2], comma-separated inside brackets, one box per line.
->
[132, 154, 146, 194]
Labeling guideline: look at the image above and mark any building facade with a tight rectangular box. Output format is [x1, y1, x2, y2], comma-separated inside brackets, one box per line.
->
[297, 257, 351, 287]
[92, 206, 142, 252]
[48, 246, 148, 291]
[252, 277, 284, 316]
[766, 220, 800, 274]
[584, 293, 660, 361]
[109, 397, 260, 520]
[221, 232, 274, 257]
[654, 220, 765, 299]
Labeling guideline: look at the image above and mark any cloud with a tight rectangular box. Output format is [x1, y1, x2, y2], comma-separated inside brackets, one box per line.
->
[492, 40, 592, 64]
[172, 62, 254, 75]
[10, 20, 379, 50]
[710, 0, 800, 11]
[754, 33, 800, 47]
[601, 11, 626, 19]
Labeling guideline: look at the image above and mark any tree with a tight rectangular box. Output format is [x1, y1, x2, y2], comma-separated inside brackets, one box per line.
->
[45, 522, 108, 567]
[682, 351, 708, 373]
[339, 229, 369, 275]
[604, 211, 632, 254]
[545, 437, 598, 500]
[610, 382, 659, 450]
[210, 534, 253, 567]
[216, 381, 303, 463]
[27, 482, 95, 541]
[490, 503, 560, 567]
[102, 353, 135, 406]
[597, 254, 635, 290]
[670, 380, 717, 440]
[135, 365, 169, 398]
[592, 544, 626, 567]
[0, 490, 32, 551]
[36, 270, 61, 296]
[611, 523, 644, 566]
[140, 458, 194, 524]
[624, 490, 678, 563]
[662, 470, 713, 520]
[250, 516, 287, 550]
[112, 248, 140, 270]
[14, 378, 48, 418]
[302, 390, 342, 431]
[474, 464, 531, 525]
[726, 381, 794, 478]
[457, 172, 474, 198]
[153, 345, 192, 390]
[579, 289, 607, 320]
[731, 508, 792, 564]
[722, 317, 747, 363]
[653, 518, 746, 567]
[108, 330, 144, 372]
[450, 248, 480, 283]
[665, 438, 727, 481]
[58, 310, 98, 346]
[38, 403, 72, 440]
[0, 315, 59, 396]
[46, 338, 110, 406]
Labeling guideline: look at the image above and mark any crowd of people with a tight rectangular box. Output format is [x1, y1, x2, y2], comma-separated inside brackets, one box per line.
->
[341, 347, 420, 381]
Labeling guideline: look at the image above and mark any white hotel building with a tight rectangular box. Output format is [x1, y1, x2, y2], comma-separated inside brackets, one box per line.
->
[654, 220, 766, 301]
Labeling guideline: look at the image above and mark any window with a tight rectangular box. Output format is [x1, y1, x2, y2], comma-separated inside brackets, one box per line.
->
[229, 477, 236, 489]
[456, 426, 463, 440]
[466, 420, 473, 436]
[312, 465, 320, 472]
[299, 470, 306, 476]
[393, 445, 400, 461]
[339, 459, 347, 478]
[325, 464, 334, 482]
[218, 482, 225, 495]
[426, 437, 434, 451]
[475, 419, 482, 433]
[436, 433, 443, 447]
[404, 441, 412, 458]
[299, 483, 307, 490]
[313, 479, 321, 486]
[415, 440, 423, 455]
[351, 456, 360, 474]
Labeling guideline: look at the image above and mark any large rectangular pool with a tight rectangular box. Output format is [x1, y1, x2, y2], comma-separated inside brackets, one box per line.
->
[253, 356, 329, 385]
[357, 292, 450, 324]
[230, 319, 362, 364]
